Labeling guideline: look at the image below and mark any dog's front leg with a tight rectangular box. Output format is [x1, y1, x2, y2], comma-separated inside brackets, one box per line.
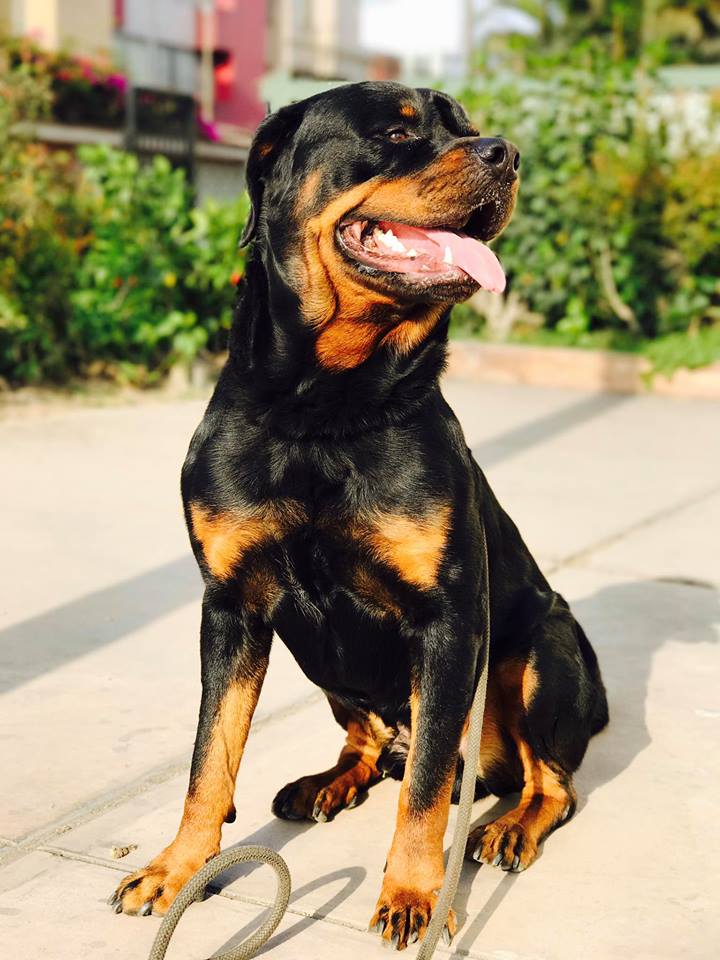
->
[111, 587, 271, 916]
[370, 626, 478, 950]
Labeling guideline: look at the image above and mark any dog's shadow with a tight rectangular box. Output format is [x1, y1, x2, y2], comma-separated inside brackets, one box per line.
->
[204, 819, 366, 957]
[572, 576, 719, 796]
[452, 577, 720, 950]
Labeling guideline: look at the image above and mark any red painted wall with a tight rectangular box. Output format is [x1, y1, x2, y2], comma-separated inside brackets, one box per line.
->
[210, 0, 266, 130]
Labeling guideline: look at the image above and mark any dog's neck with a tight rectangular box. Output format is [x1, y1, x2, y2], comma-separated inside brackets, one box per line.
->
[225, 250, 450, 440]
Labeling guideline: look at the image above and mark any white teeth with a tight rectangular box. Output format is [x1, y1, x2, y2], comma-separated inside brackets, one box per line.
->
[375, 228, 406, 254]
[444, 245, 454, 265]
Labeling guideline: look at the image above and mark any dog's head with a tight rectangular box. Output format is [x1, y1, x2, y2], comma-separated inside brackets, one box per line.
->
[241, 81, 519, 370]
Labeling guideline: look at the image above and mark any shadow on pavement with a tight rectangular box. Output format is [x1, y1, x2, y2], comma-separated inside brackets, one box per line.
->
[573, 577, 719, 795]
[209, 819, 315, 890]
[451, 577, 719, 950]
[0, 556, 201, 693]
[209, 862, 367, 958]
[454, 865, 518, 955]
[471, 392, 630, 468]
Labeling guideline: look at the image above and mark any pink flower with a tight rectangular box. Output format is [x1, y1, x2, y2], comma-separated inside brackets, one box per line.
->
[106, 73, 128, 93]
[198, 116, 221, 142]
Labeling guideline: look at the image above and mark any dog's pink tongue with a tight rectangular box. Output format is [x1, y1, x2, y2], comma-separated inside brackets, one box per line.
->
[427, 229, 506, 294]
[388, 223, 506, 294]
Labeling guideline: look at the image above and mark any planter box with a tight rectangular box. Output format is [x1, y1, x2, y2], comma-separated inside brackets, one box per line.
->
[447, 340, 720, 400]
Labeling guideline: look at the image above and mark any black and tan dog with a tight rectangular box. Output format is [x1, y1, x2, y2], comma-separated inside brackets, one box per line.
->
[111, 81, 608, 950]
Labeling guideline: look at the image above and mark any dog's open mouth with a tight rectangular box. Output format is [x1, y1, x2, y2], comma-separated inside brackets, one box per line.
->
[337, 212, 505, 294]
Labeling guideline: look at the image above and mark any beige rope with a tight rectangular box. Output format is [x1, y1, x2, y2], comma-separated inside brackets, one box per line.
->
[148, 524, 490, 960]
[147, 845, 290, 960]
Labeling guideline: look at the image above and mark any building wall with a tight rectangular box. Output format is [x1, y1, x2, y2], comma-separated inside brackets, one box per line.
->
[213, 0, 266, 128]
[117, 0, 197, 93]
[4, 0, 113, 55]
[0, 0, 13, 33]
[266, 0, 367, 82]
[56, 0, 114, 56]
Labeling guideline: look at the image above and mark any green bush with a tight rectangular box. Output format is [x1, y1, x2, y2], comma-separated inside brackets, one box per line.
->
[456, 56, 720, 361]
[0, 137, 246, 384]
[70, 145, 247, 383]
[0, 41, 246, 386]
[0, 57, 88, 383]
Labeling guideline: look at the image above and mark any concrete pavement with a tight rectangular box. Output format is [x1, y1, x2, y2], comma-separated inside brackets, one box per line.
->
[1, 380, 718, 959]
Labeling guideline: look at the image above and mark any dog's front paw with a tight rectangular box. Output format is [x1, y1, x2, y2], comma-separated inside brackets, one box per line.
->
[369, 883, 456, 951]
[108, 842, 216, 916]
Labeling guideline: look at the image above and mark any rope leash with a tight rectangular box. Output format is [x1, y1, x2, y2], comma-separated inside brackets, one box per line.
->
[148, 525, 490, 960]
[147, 846, 290, 960]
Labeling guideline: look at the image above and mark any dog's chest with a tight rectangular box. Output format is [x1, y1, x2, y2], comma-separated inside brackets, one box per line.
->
[264, 519, 417, 710]
[276, 499, 450, 705]
[189, 490, 450, 707]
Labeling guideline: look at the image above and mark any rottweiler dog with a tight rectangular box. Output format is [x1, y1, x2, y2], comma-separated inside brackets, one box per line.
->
[111, 81, 608, 950]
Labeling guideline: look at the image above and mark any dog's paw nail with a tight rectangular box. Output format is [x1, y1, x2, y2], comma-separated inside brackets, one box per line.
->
[492, 853, 503, 867]
[511, 855, 520, 871]
[138, 901, 153, 916]
[442, 925, 453, 945]
[113, 902, 123, 914]
[472, 845, 482, 862]
[391, 933, 400, 949]
[108, 892, 119, 907]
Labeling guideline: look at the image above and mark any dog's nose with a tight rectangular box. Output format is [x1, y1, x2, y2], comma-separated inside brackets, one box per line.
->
[473, 137, 520, 178]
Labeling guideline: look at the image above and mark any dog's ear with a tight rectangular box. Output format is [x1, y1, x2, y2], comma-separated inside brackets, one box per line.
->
[240, 101, 308, 247]
[424, 89, 478, 138]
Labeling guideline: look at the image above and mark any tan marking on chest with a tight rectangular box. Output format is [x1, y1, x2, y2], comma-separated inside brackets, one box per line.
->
[190, 501, 306, 581]
[360, 505, 451, 589]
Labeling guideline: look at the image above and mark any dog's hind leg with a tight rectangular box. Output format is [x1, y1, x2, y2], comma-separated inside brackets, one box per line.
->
[272, 696, 390, 822]
[467, 601, 607, 872]
[111, 587, 272, 915]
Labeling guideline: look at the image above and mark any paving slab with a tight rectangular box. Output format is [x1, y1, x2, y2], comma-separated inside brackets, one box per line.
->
[579, 489, 720, 587]
[1, 621, 316, 841]
[0, 401, 206, 624]
[0, 851, 394, 960]
[443, 384, 720, 566]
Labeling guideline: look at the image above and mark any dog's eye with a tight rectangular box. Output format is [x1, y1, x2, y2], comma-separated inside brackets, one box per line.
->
[385, 127, 411, 143]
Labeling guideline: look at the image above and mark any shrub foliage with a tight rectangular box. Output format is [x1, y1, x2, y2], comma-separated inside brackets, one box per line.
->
[458, 58, 720, 352]
[0, 61, 246, 386]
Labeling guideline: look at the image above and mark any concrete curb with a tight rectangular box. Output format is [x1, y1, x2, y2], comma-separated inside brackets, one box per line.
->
[447, 340, 720, 399]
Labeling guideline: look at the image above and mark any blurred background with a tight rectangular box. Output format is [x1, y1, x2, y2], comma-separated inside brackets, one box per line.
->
[0, 0, 719, 390]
